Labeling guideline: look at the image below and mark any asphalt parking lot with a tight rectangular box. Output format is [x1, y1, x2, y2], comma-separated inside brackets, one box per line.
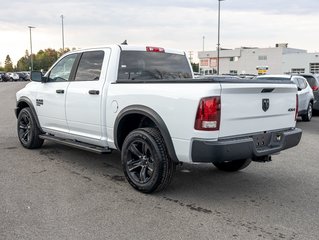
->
[1, 82, 318, 240]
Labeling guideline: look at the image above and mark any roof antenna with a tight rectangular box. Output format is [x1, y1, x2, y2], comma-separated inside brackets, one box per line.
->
[121, 40, 128, 45]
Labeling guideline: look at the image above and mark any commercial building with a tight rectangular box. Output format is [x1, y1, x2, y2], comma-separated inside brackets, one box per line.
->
[198, 43, 319, 75]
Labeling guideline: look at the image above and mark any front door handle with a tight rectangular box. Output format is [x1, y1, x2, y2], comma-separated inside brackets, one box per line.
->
[89, 90, 100, 95]
[56, 89, 64, 94]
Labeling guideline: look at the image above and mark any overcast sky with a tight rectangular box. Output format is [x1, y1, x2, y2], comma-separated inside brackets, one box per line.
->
[1, 0, 319, 66]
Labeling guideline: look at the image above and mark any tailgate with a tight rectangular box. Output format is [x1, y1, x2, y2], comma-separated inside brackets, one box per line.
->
[219, 83, 297, 138]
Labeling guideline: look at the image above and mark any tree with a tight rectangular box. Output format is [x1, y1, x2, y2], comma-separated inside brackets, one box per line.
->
[34, 48, 59, 71]
[4, 55, 14, 72]
[16, 50, 30, 71]
[191, 62, 199, 73]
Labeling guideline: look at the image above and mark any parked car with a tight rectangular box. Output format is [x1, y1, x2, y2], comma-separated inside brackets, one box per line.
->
[17, 72, 30, 81]
[256, 75, 314, 121]
[298, 74, 319, 111]
[1, 72, 10, 82]
[7, 72, 19, 81]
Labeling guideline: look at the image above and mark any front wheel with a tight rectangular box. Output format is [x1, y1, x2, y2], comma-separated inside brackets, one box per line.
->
[213, 159, 252, 172]
[121, 128, 174, 193]
[17, 107, 44, 149]
[301, 102, 312, 122]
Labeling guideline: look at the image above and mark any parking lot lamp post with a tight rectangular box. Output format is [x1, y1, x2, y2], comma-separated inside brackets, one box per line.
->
[28, 26, 35, 71]
[217, 0, 225, 75]
[61, 15, 65, 53]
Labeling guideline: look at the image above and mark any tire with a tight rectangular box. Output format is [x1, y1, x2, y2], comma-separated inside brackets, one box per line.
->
[213, 159, 252, 172]
[17, 107, 44, 149]
[301, 102, 312, 122]
[121, 127, 175, 193]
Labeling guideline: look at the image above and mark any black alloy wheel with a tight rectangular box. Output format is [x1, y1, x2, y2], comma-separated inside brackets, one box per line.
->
[17, 107, 44, 149]
[121, 128, 174, 193]
[18, 111, 32, 145]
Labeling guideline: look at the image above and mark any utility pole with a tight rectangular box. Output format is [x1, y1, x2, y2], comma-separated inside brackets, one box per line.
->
[61, 14, 65, 53]
[217, 0, 225, 75]
[202, 36, 205, 51]
[28, 26, 35, 71]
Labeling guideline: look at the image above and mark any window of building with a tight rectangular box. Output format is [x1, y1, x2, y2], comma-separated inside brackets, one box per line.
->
[258, 55, 267, 61]
[291, 68, 305, 74]
[230, 57, 239, 62]
[310, 63, 319, 74]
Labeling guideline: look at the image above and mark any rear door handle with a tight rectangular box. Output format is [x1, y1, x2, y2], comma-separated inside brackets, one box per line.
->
[56, 89, 64, 94]
[89, 90, 100, 95]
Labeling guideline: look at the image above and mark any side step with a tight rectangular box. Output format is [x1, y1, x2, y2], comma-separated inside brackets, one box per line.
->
[39, 134, 112, 154]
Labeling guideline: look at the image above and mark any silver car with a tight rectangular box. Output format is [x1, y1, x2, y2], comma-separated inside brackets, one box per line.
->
[299, 74, 319, 111]
[256, 75, 314, 121]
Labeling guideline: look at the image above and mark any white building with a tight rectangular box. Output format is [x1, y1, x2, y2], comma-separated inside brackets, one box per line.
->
[198, 43, 319, 75]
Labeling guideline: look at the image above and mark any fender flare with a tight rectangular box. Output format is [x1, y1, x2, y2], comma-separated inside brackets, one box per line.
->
[15, 97, 44, 133]
[114, 105, 179, 163]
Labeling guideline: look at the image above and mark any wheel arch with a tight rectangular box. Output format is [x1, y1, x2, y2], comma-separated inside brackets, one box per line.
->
[114, 105, 179, 163]
[15, 97, 43, 133]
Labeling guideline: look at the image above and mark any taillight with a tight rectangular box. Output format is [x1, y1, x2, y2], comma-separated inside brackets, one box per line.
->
[295, 94, 298, 121]
[195, 96, 221, 131]
[146, 46, 165, 53]
[312, 86, 319, 91]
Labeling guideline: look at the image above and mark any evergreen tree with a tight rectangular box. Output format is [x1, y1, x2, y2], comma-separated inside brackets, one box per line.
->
[4, 55, 14, 72]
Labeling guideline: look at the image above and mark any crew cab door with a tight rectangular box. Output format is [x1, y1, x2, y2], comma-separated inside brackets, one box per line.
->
[65, 49, 110, 146]
[36, 53, 78, 133]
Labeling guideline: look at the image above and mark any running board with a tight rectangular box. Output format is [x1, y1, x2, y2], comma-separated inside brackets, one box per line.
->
[39, 134, 112, 154]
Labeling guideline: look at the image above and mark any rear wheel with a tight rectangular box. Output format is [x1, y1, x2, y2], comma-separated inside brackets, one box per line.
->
[17, 107, 44, 149]
[301, 102, 312, 122]
[121, 127, 174, 193]
[213, 159, 251, 172]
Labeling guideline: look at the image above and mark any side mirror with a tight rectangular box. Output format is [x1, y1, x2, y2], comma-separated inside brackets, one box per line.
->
[31, 71, 48, 83]
[31, 71, 43, 82]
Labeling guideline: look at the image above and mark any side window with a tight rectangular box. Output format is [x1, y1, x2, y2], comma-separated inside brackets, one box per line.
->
[48, 54, 77, 82]
[74, 51, 105, 81]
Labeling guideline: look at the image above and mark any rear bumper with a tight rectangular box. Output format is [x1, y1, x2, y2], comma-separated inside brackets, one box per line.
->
[191, 128, 302, 163]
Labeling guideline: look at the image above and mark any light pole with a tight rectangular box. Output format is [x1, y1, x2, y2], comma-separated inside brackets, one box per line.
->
[28, 26, 35, 71]
[217, 0, 224, 75]
[202, 36, 205, 51]
[61, 14, 65, 53]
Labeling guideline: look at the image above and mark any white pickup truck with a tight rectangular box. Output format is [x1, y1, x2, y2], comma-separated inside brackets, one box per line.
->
[15, 44, 302, 193]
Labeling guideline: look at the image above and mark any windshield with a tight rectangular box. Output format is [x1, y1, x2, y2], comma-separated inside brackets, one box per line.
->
[117, 51, 192, 81]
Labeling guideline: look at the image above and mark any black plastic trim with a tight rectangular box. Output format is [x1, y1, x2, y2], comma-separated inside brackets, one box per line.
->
[39, 134, 111, 154]
[16, 97, 44, 133]
[114, 105, 179, 163]
[191, 128, 302, 163]
[115, 77, 295, 84]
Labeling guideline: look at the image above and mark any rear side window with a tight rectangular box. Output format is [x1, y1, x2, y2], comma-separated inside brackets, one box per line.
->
[302, 76, 318, 88]
[117, 51, 192, 81]
[74, 51, 104, 81]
